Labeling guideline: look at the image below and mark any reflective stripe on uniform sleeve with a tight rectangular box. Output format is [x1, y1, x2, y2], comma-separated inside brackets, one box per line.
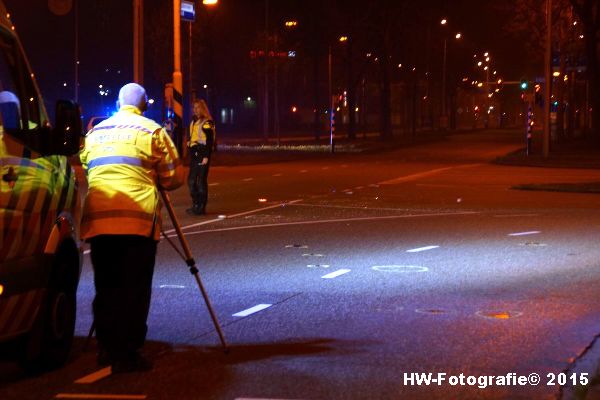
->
[87, 156, 151, 170]
[92, 124, 154, 134]
[1, 157, 47, 170]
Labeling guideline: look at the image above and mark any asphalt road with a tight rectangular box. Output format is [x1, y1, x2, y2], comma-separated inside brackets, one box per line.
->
[1, 129, 600, 400]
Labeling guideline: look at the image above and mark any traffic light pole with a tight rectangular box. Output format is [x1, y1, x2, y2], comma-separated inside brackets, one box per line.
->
[173, 0, 184, 155]
[526, 102, 533, 155]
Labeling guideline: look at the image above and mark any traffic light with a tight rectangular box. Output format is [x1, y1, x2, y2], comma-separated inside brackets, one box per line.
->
[520, 78, 529, 91]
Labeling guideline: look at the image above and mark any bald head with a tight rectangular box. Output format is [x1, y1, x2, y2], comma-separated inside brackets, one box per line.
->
[118, 83, 148, 112]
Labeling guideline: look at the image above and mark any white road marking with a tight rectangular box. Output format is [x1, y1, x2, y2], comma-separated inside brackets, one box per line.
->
[494, 214, 539, 218]
[159, 284, 185, 289]
[208, 182, 220, 186]
[181, 211, 480, 237]
[372, 265, 429, 273]
[293, 203, 408, 212]
[508, 231, 541, 236]
[233, 304, 272, 317]
[236, 398, 302, 400]
[378, 164, 481, 185]
[74, 367, 112, 384]
[272, 173, 283, 177]
[321, 269, 351, 279]
[163, 199, 304, 235]
[406, 245, 439, 253]
[56, 393, 146, 399]
[243, 178, 254, 181]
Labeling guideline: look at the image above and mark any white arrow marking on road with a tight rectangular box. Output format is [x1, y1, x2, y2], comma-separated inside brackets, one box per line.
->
[321, 269, 351, 279]
[233, 304, 272, 317]
[406, 245, 439, 253]
[508, 231, 541, 236]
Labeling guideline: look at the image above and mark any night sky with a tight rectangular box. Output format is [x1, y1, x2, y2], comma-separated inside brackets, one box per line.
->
[3, 0, 528, 126]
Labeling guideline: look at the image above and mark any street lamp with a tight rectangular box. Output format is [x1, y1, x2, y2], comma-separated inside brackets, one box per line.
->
[441, 18, 461, 129]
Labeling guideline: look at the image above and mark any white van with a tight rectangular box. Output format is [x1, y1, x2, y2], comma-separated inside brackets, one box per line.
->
[0, 1, 83, 371]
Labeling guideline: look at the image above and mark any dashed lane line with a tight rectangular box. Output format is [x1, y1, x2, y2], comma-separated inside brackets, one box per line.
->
[74, 367, 111, 384]
[406, 245, 439, 253]
[378, 164, 481, 185]
[508, 231, 541, 236]
[233, 304, 273, 317]
[55, 394, 146, 399]
[236, 398, 302, 400]
[321, 269, 351, 279]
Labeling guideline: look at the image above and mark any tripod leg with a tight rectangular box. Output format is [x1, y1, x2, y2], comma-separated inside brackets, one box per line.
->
[159, 189, 229, 353]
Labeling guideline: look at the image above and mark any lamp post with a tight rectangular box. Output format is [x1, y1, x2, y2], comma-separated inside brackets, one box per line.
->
[441, 18, 447, 127]
[440, 19, 461, 129]
[543, 0, 552, 157]
[133, 0, 143, 84]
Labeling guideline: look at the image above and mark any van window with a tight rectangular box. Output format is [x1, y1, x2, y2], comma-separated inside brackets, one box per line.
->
[0, 27, 46, 149]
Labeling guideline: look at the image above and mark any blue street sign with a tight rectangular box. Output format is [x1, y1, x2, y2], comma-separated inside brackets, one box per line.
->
[181, 1, 195, 22]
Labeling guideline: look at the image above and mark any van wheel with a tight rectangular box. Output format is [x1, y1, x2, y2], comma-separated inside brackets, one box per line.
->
[20, 253, 77, 373]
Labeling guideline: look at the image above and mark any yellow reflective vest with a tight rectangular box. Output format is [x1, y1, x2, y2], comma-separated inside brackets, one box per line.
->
[79, 106, 183, 241]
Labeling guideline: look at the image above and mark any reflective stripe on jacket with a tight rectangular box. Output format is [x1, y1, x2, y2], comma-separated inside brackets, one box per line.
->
[189, 119, 215, 159]
[79, 105, 183, 240]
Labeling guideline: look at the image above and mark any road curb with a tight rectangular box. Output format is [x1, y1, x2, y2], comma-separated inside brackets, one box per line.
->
[559, 333, 600, 400]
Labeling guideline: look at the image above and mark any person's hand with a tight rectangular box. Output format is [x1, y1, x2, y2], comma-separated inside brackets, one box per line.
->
[201, 157, 208, 165]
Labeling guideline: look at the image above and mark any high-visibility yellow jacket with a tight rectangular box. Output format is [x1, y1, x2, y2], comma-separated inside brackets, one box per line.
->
[79, 105, 183, 241]
[189, 118, 215, 159]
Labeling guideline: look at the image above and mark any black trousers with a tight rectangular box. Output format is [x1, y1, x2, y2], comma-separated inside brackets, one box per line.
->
[188, 157, 210, 209]
[90, 235, 156, 359]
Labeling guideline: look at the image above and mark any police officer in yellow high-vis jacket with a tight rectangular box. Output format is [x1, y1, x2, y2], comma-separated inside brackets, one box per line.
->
[187, 99, 215, 215]
[80, 83, 183, 373]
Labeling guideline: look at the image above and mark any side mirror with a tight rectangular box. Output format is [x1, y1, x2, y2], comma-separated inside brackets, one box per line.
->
[53, 99, 83, 156]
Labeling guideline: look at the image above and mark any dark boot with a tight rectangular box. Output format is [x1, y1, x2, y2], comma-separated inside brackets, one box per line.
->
[186, 203, 204, 216]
